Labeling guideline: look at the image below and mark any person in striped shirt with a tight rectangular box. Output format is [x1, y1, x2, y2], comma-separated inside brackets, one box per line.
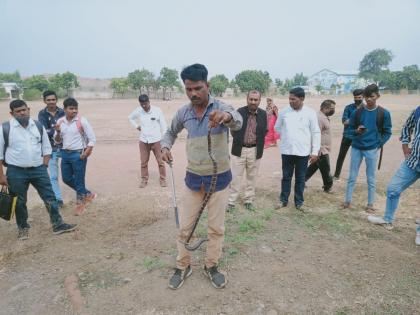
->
[368, 106, 420, 246]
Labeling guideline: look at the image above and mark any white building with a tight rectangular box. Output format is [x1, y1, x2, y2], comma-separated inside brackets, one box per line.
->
[307, 69, 366, 94]
[1, 82, 21, 99]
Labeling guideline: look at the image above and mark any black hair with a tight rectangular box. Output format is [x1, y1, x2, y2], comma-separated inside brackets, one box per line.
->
[43, 90, 57, 100]
[363, 84, 379, 97]
[289, 87, 305, 99]
[10, 99, 27, 111]
[63, 97, 78, 108]
[352, 88, 364, 96]
[247, 90, 262, 98]
[138, 94, 149, 102]
[320, 99, 336, 110]
[180, 64, 208, 82]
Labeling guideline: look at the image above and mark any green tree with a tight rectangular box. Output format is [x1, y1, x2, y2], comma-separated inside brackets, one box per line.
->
[234, 70, 271, 94]
[127, 69, 146, 92]
[359, 49, 393, 83]
[110, 78, 129, 98]
[0, 71, 21, 83]
[23, 88, 42, 101]
[0, 87, 7, 99]
[315, 84, 323, 94]
[400, 65, 420, 90]
[292, 73, 308, 86]
[24, 75, 49, 91]
[48, 72, 79, 96]
[209, 74, 229, 97]
[158, 67, 180, 99]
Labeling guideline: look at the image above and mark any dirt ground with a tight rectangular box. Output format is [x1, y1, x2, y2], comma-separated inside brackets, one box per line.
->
[0, 95, 419, 315]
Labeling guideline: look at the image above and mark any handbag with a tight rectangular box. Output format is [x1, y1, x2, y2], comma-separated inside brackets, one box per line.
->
[0, 186, 17, 221]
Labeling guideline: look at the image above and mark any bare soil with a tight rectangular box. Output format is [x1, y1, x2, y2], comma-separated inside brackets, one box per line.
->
[0, 95, 419, 314]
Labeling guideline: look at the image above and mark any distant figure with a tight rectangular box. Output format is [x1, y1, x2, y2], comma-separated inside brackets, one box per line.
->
[128, 94, 167, 188]
[54, 97, 97, 216]
[0, 100, 76, 240]
[227, 90, 268, 212]
[274, 87, 321, 211]
[38, 90, 65, 207]
[305, 99, 335, 193]
[368, 106, 420, 246]
[343, 84, 392, 212]
[333, 89, 364, 180]
[264, 97, 280, 148]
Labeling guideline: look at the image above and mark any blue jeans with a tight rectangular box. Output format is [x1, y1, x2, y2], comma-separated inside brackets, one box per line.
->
[48, 150, 63, 202]
[61, 150, 91, 202]
[280, 154, 309, 206]
[345, 147, 378, 205]
[6, 165, 63, 230]
[383, 161, 420, 233]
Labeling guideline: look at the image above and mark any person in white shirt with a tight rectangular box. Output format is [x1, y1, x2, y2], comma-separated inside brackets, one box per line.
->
[128, 94, 167, 188]
[54, 97, 97, 215]
[274, 87, 321, 210]
[0, 100, 77, 240]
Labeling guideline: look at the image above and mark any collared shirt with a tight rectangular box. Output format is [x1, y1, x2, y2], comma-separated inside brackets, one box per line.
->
[161, 96, 242, 192]
[55, 115, 96, 150]
[243, 111, 257, 145]
[400, 107, 420, 170]
[128, 105, 167, 143]
[317, 111, 331, 155]
[274, 105, 321, 156]
[0, 118, 52, 167]
[38, 106, 65, 150]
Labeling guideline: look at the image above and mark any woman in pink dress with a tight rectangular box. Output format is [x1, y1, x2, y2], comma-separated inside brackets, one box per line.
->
[264, 98, 280, 148]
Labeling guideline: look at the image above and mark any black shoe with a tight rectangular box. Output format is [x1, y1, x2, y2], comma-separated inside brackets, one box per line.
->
[275, 202, 287, 210]
[226, 204, 236, 212]
[296, 204, 305, 212]
[53, 223, 77, 235]
[169, 265, 192, 290]
[17, 228, 29, 240]
[204, 265, 226, 289]
[244, 203, 256, 212]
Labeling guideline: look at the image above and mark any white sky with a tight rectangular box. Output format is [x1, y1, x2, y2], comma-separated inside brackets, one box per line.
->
[1, 0, 419, 80]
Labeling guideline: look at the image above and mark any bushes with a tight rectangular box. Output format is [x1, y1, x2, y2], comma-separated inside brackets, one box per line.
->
[23, 88, 41, 101]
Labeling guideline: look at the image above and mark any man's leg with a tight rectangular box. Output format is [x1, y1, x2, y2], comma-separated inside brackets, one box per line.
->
[344, 147, 363, 204]
[305, 159, 319, 182]
[244, 147, 261, 205]
[139, 141, 151, 184]
[6, 166, 30, 231]
[280, 154, 294, 205]
[334, 136, 352, 178]
[72, 153, 90, 201]
[318, 154, 333, 191]
[48, 150, 63, 202]
[294, 155, 309, 207]
[151, 141, 166, 183]
[61, 151, 76, 191]
[383, 161, 420, 223]
[227, 154, 246, 206]
[364, 149, 379, 206]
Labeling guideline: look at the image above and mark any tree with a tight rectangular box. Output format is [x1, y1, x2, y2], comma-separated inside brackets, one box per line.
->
[400, 65, 420, 90]
[0, 87, 7, 99]
[127, 69, 146, 92]
[209, 74, 229, 96]
[315, 84, 323, 94]
[158, 67, 180, 99]
[234, 70, 272, 94]
[110, 78, 129, 98]
[292, 73, 308, 86]
[359, 49, 393, 83]
[49, 72, 79, 96]
[0, 71, 21, 83]
[24, 75, 49, 91]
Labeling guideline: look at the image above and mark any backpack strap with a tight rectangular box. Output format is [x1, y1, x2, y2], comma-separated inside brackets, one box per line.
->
[376, 106, 385, 135]
[2, 122, 10, 165]
[355, 107, 363, 128]
[34, 120, 44, 138]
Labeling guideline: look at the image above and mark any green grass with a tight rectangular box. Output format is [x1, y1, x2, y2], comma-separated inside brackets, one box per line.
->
[141, 256, 167, 271]
[78, 270, 124, 290]
[291, 211, 353, 235]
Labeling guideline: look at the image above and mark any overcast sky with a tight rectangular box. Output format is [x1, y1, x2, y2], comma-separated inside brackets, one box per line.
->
[1, 0, 419, 80]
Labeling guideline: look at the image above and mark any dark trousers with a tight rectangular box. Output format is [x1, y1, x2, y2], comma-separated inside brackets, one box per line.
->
[139, 141, 166, 181]
[6, 165, 63, 230]
[334, 136, 352, 178]
[280, 154, 309, 206]
[305, 154, 333, 191]
[61, 150, 91, 202]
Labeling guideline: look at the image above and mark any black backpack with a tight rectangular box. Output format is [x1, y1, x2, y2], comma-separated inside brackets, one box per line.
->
[2, 120, 44, 166]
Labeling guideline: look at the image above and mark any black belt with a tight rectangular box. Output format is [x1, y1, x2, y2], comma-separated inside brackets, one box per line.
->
[62, 149, 83, 153]
[242, 144, 256, 148]
[7, 164, 42, 170]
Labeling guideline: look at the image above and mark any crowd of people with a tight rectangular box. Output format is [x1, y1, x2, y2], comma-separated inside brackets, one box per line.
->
[0, 63, 418, 291]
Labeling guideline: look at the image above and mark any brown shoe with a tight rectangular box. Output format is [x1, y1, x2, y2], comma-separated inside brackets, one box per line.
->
[84, 193, 97, 203]
[365, 204, 377, 214]
[342, 202, 351, 209]
[160, 180, 168, 187]
[139, 181, 147, 188]
[74, 203, 86, 216]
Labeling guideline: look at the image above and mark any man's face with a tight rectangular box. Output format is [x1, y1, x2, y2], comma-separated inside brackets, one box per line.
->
[44, 94, 57, 109]
[365, 93, 379, 107]
[11, 105, 30, 119]
[354, 94, 364, 105]
[247, 92, 261, 112]
[326, 104, 336, 116]
[64, 105, 78, 119]
[184, 79, 209, 107]
[266, 98, 273, 106]
[140, 101, 151, 112]
[289, 94, 304, 110]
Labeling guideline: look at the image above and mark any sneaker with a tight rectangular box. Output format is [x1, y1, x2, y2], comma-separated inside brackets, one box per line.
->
[53, 223, 77, 235]
[160, 180, 168, 187]
[244, 203, 256, 211]
[275, 202, 288, 210]
[17, 228, 29, 240]
[333, 176, 341, 182]
[226, 204, 236, 212]
[342, 202, 351, 209]
[204, 265, 226, 289]
[139, 181, 147, 188]
[168, 265, 192, 290]
[367, 215, 394, 230]
[365, 204, 377, 214]
[74, 203, 86, 216]
[416, 233, 420, 246]
[323, 188, 334, 194]
[84, 193, 97, 203]
[295, 204, 305, 212]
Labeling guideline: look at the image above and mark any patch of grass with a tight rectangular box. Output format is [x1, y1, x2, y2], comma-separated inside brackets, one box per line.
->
[141, 256, 167, 271]
[238, 216, 264, 233]
[291, 211, 353, 235]
[262, 207, 275, 221]
[219, 247, 240, 268]
[78, 270, 123, 290]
